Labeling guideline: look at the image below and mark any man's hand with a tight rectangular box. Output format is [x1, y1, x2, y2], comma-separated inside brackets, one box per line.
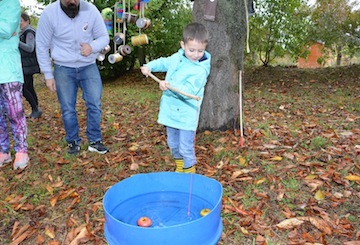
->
[46, 78, 56, 92]
[80, 43, 92, 57]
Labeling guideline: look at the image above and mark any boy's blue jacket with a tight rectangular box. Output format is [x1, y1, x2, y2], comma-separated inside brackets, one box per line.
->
[145, 49, 211, 131]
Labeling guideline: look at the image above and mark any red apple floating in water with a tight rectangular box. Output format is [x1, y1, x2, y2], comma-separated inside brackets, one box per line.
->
[137, 216, 152, 227]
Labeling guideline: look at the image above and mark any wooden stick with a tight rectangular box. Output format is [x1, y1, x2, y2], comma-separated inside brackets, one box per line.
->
[239, 70, 245, 147]
[148, 73, 201, 101]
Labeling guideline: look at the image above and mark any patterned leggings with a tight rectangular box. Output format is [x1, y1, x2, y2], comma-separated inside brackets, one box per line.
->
[0, 82, 28, 153]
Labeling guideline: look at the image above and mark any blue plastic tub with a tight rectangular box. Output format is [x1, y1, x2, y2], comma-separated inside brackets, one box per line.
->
[103, 172, 223, 245]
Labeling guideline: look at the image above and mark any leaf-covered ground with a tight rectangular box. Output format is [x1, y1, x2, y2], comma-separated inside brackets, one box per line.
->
[0, 65, 359, 245]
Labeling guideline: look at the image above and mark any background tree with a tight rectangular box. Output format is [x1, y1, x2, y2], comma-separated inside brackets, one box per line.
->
[310, 0, 358, 66]
[192, 0, 248, 131]
[247, 0, 311, 66]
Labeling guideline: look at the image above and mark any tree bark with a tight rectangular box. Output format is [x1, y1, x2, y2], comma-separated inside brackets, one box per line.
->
[193, 0, 247, 131]
[336, 45, 342, 66]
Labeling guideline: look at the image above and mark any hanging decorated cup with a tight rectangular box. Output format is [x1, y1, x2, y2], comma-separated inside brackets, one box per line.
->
[100, 45, 111, 54]
[122, 12, 138, 24]
[114, 33, 124, 45]
[108, 53, 123, 64]
[118, 45, 132, 56]
[97, 53, 105, 62]
[131, 34, 148, 46]
[116, 2, 124, 22]
[136, 17, 151, 29]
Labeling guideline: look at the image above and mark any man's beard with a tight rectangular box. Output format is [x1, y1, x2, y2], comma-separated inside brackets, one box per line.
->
[60, 2, 80, 18]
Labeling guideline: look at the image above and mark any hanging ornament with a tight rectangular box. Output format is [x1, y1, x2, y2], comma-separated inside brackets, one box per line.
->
[116, 2, 124, 23]
[134, 0, 140, 10]
[101, 8, 113, 35]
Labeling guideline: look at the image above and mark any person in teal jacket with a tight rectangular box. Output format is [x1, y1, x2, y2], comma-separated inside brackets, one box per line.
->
[141, 22, 211, 173]
[0, 0, 29, 170]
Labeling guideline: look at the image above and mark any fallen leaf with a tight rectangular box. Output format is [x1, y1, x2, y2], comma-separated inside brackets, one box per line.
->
[343, 241, 360, 245]
[305, 174, 318, 180]
[45, 226, 56, 239]
[230, 170, 243, 179]
[130, 162, 139, 170]
[69, 226, 91, 245]
[254, 177, 266, 185]
[45, 184, 54, 195]
[276, 218, 304, 229]
[50, 196, 58, 207]
[239, 157, 247, 166]
[345, 175, 360, 181]
[216, 160, 224, 169]
[314, 190, 325, 201]
[270, 156, 282, 161]
[299, 217, 332, 235]
[240, 226, 249, 235]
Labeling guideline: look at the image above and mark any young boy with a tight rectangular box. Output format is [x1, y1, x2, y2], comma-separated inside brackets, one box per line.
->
[140, 22, 211, 173]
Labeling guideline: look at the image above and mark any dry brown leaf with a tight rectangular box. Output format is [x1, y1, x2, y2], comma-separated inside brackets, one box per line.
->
[45, 184, 54, 195]
[11, 221, 20, 239]
[50, 196, 58, 207]
[51, 180, 63, 188]
[283, 152, 295, 160]
[299, 217, 332, 235]
[36, 234, 45, 244]
[254, 177, 266, 185]
[203, 130, 211, 135]
[130, 162, 139, 170]
[11, 224, 30, 242]
[44, 226, 56, 239]
[304, 179, 324, 192]
[277, 189, 285, 201]
[217, 137, 228, 143]
[216, 160, 224, 169]
[276, 218, 304, 229]
[240, 226, 249, 235]
[345, 174, 360, 181]
[238, 157, 247, 166]
[314, 190, 325, 201]
[230, 170, 243, 179]
[69, 226, 91, 245]
[20, 203, 34, 211]
[343, 241, 360, 245]
[10, 229, 36, 245]
[263, 144, 278, 149]
[270, 156, 282, 161]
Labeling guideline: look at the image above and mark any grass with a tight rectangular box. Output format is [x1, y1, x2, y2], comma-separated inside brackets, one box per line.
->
[0, 65, 359, 244]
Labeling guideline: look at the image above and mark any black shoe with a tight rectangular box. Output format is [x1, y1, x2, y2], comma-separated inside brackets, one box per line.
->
[30, 107, 42, 119]
[68, 141, 80, 155]
[88, 141, 109, 154]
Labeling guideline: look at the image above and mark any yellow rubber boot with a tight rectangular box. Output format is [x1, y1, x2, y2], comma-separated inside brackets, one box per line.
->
[175, 159, 184, 173]
[183, 165, 196, 174]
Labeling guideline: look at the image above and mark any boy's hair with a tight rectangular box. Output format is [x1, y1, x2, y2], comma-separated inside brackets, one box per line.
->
[182, 22, 209, 45]
[21, 12, 31, 24]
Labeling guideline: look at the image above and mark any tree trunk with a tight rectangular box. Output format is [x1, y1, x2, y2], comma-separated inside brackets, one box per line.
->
[193, 0, 247, 131]
[336, 45, 342, 66]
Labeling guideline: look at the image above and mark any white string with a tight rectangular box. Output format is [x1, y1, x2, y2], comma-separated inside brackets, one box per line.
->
[123, 0, 126, 45]
[113, 2, 117, 52]
[244, 0, 250, 53]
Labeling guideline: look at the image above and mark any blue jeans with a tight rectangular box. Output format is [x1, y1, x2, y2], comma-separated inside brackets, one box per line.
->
[54, 63, 103, 144]
[166, 126, 196, 168]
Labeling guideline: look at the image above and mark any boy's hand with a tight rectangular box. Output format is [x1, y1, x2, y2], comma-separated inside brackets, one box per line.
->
[140, 66, 150, 76]
[159, 80, 169, 91]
